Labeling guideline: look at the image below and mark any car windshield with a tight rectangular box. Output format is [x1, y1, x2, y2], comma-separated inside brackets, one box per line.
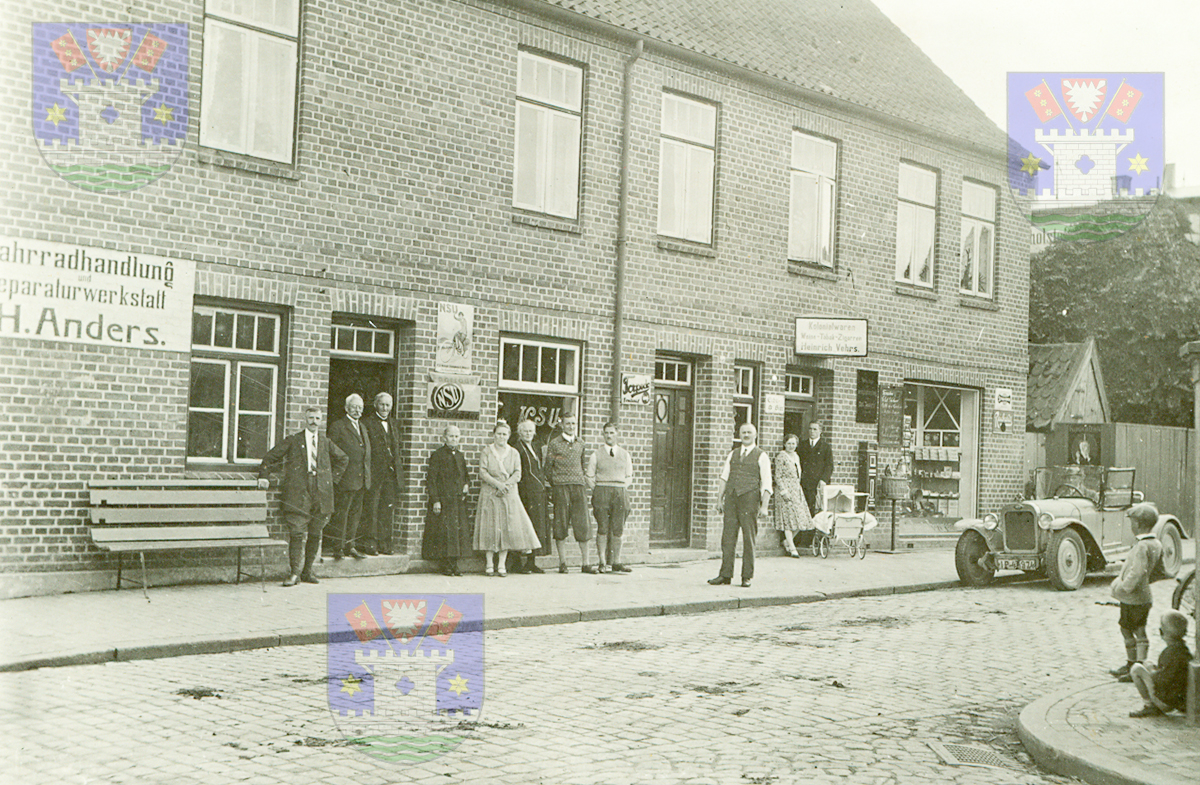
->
[1033, 466, 1103, 500]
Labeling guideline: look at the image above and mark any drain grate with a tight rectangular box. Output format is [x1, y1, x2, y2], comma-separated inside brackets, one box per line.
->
[928, 741, 1013, 769]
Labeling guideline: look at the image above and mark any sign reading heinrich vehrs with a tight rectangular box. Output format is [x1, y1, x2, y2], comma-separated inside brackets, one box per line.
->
[794, 317, 868, 357]
[0, 236, 195, 351]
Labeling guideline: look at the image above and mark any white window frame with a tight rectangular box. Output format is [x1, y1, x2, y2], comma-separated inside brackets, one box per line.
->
[499, 336, 581, 395]
[896, 163, 938, 288]
[189, 303, 284, 464]
[733, 362, 758, 433]
[785, 372, 814, 398]
[513, 51, 583, 220]
[658, 92, 716, 244]
[331, 323, 394, 359]
[960, 181, 997, 298]
[654, 358, 693, 387]
[200, 0, 299, 163]
[789, 132, 838, 266]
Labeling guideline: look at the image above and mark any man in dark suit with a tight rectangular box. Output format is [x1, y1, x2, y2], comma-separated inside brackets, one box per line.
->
[329, 393, 372, 560]
[797, 420, 833, 548]
[363, 392, 401, 556]
[513, 419, 549, 573]
[258, 407, 348, 586]
[423, 424, 471, 575]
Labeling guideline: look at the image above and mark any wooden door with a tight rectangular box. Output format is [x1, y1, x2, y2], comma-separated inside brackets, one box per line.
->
[651, 386, 693, 546]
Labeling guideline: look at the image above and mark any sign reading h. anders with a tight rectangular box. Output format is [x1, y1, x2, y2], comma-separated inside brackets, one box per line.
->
[0, 236, 194, 351]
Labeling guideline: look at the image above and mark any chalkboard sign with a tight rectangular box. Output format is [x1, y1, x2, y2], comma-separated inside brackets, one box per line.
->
[878, 383, 904, 447]
[856, 370, 879, 423]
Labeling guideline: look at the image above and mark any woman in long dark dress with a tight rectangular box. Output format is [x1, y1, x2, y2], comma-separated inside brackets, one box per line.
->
[422, 424, 472, 575]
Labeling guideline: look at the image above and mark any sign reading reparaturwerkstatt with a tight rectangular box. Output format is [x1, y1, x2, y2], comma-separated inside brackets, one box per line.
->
[0, 236, 195, 351]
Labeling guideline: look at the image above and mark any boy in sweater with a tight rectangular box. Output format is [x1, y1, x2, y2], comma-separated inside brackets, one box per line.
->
[1108, 503, 1163, 682]
[586, 421, 634, 574]
[1128, 609, 1192, 716]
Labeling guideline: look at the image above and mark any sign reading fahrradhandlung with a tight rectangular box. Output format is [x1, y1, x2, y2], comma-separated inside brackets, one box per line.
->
[0, 236, 194, 351]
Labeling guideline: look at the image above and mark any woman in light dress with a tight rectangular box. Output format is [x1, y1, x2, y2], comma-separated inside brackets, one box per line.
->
[773, 434, 813, 557]
[474, 421, 541, 576]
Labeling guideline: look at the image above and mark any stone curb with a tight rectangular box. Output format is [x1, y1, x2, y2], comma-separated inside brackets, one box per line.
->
[1017, 682, 1194, 785]
[0, 572, 1042, 673]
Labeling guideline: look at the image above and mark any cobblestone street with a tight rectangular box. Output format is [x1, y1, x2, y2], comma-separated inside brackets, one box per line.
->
[3, 578, 1183, 785]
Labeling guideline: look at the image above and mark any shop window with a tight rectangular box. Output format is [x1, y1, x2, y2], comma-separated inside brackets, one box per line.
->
[513, 50, 583, 219]
[896, 163, 937, 288]
[789, 131, 837, 267]
[960, 180, 996, 298]
[188, 302, 285, 464]
[498, 335, 582, 444]
[904, 383, 980, 519]
[733, 362, 758, 435]
[659, 92, 716, 245]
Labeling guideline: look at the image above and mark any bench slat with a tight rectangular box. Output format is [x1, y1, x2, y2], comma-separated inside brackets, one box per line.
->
[91, 524, 271, 542]
[88, 479, 262, 489]
[95, 538, 286, 553]
[90, 489, 267, 506]
[91, 507, 268, 524]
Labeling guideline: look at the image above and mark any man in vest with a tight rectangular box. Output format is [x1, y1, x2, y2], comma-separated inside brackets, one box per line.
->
[710, 422, 772, 587]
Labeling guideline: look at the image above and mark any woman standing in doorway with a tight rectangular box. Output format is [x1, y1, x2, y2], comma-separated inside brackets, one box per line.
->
[474, 421, 541, 576]
[773, 434, 812, 557]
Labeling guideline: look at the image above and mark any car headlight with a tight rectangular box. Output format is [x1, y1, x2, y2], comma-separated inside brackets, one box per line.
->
[1038, 512, 1054, 530]
[982, 513, 999, 530]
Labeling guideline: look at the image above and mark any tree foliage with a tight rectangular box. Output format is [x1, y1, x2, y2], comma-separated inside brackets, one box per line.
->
[1029, 196, 1200, 427]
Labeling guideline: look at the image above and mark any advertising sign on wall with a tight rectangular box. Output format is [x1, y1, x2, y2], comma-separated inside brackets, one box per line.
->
[0, 235, 195, 351]
[435, 302, 473, 374]
[794, 317, 868, 356]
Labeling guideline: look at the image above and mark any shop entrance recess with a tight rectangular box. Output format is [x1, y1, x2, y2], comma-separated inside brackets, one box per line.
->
[326, 319, 398, 427]
[903, 383, 979, 521]
[783, 371, 816, 443]
[651, 357, 694, 547]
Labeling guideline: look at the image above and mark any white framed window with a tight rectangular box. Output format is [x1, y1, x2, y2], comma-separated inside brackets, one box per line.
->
[654, 358, 692, 387]
[500, 336, 580, 395]
[189, 303, 284, 463]
[789, 132, 837, 266]
[659, 92, 716, 244]
[733, 362, 758, 435]
[896, 163, 937, 287]
[960, 181, 997, 298]
[331, 323, 394, 359]
[513, 51, 583, 219]
[785, 372, 814, 397]
[200, 0, 299, 163]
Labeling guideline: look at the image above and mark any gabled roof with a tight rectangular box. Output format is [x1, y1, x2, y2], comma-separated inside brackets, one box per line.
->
[536, 0, 1006, 150]
[1027, 338, 1108, 429]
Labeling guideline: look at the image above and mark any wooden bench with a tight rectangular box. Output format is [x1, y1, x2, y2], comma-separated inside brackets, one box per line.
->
[88, 478, 284, 598]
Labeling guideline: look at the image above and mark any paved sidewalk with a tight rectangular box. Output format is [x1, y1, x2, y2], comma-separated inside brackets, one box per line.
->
[0, 541, 1194, 785]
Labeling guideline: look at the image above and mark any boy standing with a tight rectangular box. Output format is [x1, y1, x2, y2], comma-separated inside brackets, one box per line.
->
[586, 421, 633, 574]
[1128, 609, 1192, 717]
[1108, 503, 1163, 682]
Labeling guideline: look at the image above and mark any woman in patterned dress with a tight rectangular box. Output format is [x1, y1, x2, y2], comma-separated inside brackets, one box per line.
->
[474, 421, 541, 576]
[773, 434, 813, 557]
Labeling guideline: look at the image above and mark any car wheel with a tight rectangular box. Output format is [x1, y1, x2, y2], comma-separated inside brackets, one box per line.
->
[1152, 523, 1183, 580]
[1172, 570, 1195, 618]
[1046, 528, 1086, 591]
[954, 530, 994, 586]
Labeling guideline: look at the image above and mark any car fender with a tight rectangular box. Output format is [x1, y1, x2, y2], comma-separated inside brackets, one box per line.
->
[1153, 514, 1187, 540]
[954, 519, 1003, 551]
[1046, 518, 1104, 565]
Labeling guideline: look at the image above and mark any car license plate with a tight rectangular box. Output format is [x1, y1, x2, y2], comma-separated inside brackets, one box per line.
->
[995, 556, 1039, 571]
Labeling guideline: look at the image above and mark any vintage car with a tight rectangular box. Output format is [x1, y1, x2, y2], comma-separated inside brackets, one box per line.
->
[954, 466, 1187, 591]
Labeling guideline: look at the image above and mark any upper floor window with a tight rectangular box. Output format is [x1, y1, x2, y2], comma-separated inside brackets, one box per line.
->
[189, 302, 285, 464]
[513, 51, 583, 219]
[896, 163, 937, 288]
[200, 0, 299, 163]
[960, 181, 997, 298]
[659, 93, 716, 244]
[789, 132, 838, 267]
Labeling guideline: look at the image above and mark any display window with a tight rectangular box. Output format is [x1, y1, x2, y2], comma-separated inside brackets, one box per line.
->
[902, 383, 979, 520]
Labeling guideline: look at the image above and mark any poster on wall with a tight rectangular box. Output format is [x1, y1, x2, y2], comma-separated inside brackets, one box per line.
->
[0, 235, 195, 351]
[621, 373, 651, 405]
[427, 375, 482, 419]
[878, 384, 904, 447]
[435, 301, 473, 374]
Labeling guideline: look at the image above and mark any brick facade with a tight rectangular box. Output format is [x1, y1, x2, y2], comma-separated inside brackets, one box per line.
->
[1, 0, 1027, 594]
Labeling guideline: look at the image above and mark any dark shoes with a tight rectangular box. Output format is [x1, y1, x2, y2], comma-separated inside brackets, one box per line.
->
[1129, 704, 1163, 718]
[527, 562, 545, 574]
[376, 547, 394, 556]
[360, 547, 378, 556]
[708, 576, 731, 585]
[282, 574, 300, 587]
[300, 573, 320, 584]
[346, 548, 366, 560]
[1116, 673, 1134, 683]
[558, 564, 569, 574]
[611, 564, 632, 573]
[1109, 663, 1132, 678]
[582, 565, 599, 574]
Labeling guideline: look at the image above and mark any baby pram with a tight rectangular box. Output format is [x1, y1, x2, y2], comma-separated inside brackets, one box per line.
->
[810, 485, 878, 559]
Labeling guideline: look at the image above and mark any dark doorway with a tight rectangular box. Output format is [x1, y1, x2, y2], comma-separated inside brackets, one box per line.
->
[651, 385, 693, 547]
[327, 358, 395, 424]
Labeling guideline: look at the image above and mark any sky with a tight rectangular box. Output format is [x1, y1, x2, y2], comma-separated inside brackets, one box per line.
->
[871, 0, 1200, 189]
